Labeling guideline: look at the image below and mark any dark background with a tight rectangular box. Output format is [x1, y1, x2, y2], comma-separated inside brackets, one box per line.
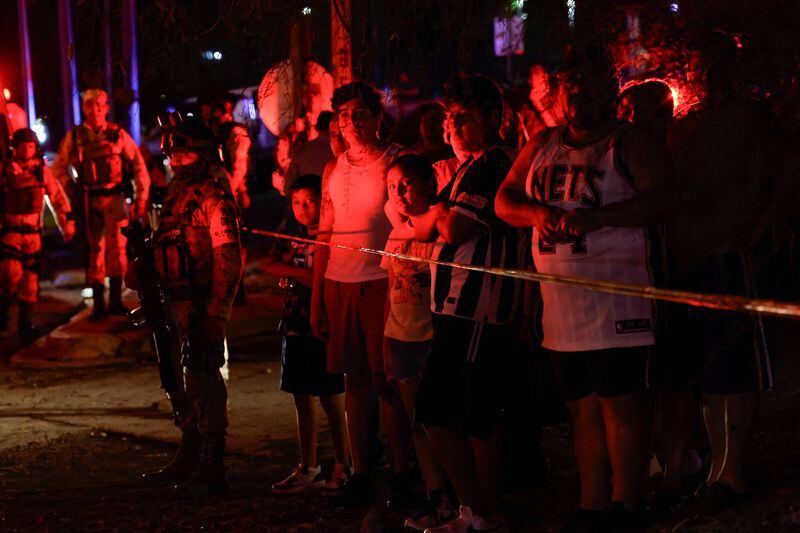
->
[1, 0, 799, 151]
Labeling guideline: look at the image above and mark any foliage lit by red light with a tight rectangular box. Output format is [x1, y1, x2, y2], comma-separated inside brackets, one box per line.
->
[618, 77, 699, 117]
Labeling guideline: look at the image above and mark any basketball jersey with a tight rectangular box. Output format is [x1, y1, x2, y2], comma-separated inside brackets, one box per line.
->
[526, 126, 655, 352]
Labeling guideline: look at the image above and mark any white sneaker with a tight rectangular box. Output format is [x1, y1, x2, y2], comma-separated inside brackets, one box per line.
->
[424, 505, 473, 533]
[271, 464, 325, 494]
[323, 462, 352, 491]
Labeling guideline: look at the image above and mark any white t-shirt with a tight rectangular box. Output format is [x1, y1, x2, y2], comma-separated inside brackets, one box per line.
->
[380, 222, 435, 341]
[325, 144, 402, 283]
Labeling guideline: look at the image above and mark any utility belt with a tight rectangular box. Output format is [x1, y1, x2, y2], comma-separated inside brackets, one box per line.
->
[88, 184, 125, 198]
[0, 242, 41, 270]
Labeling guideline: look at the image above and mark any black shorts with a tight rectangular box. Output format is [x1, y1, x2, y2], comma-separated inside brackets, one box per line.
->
[415, 314, 511, 440]
[280, 335, 345, 396]
[548, 346, 652, 402]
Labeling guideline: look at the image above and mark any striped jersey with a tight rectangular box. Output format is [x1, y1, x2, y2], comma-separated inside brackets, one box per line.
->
[526, 125, 655, 352]
[431, 146, 521, 324]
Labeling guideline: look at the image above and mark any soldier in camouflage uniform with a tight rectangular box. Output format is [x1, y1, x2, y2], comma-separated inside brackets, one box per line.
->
[0, 128, 75, 338]
[51, 89, 150, 320]
[142, 117, 243, 495]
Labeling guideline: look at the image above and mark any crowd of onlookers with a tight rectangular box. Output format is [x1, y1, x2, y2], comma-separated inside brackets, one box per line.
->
[256, 32, 799, 532]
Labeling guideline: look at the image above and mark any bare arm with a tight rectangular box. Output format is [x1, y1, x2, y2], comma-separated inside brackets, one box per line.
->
[411, 204, 445, 242]
[599, 127, 675, 226]
[436, 207, 481, 247]
[560, 127, 676, 236]
[260, 259, 314, 286]
[496, 130, 568, 241]
[310, 159, 336, 339]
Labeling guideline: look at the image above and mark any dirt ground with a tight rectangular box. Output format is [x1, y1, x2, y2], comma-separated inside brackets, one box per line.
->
[1, 352, 800, 532]
[1, 218, 799, 531]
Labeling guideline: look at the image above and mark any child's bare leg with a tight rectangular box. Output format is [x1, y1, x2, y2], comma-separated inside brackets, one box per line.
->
[293, 394, 318, 468]
[319, 393, 350, 466]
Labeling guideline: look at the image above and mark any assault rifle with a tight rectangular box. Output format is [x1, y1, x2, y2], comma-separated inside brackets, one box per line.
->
[123, 219, 188, 423]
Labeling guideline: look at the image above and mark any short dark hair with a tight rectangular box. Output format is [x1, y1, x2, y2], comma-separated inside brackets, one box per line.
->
[619, 81, 674, 119]
[556, 43, 617, 88]
[445, 74, 503, 117]
[316, 111, 334, 132]
[289, 174, 322, 196]
[332, 81, 383, 117]
[387, 154, 436, 199]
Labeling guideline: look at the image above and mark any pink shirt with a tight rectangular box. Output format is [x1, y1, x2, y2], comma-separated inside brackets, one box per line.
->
[325, 144, 402, 283]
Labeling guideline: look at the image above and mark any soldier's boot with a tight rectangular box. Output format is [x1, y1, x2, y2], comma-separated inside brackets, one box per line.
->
[17, 302, 40, 341]
[89, 283, 107, 322]
[173, 432, 229, 496]
[107, 276, 129, 316]
[0, 298, 10, 331]
[143, 427, 201, 486]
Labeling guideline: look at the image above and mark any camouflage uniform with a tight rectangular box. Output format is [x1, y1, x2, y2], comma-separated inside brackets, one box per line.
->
[218, 121, 251, 206]
[154, 162, 243, 443]
[52, 122, 150, 303]
[0, 158, 72, 303]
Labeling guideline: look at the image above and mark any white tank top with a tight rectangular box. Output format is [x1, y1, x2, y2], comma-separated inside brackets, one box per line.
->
[526, 126, 655, 352]
[325, 144, 401, 283]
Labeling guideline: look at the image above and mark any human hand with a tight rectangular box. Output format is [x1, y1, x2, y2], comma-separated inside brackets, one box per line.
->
[532, 204, 570, 242]
[558, 208, 604, 238]
[62, 221, 76, 242]
[310, 299, 328, 341]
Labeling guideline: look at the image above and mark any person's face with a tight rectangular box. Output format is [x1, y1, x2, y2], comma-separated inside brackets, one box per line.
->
[420, 108, 445, 146]
[291, 188, 321, 227]
[444, 103, 487, 155]
[276, 137, 292, 170]
[15, 142, 37, 160]
[558, 70, 615, 129]
[386, 166, 431, 217]
[336, 98, 379, 147]
[82, 95, 109, 127]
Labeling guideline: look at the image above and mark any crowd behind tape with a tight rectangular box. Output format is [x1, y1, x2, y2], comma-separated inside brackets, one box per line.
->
[246, 228, 800, 319]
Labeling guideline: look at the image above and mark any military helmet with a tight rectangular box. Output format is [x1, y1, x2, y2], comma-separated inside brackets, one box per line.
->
[159, 113, 223, 162]
[11, 127, 39, 147]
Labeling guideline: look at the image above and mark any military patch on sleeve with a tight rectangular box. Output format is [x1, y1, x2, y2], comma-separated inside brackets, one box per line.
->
[209, 201, 239, 247]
